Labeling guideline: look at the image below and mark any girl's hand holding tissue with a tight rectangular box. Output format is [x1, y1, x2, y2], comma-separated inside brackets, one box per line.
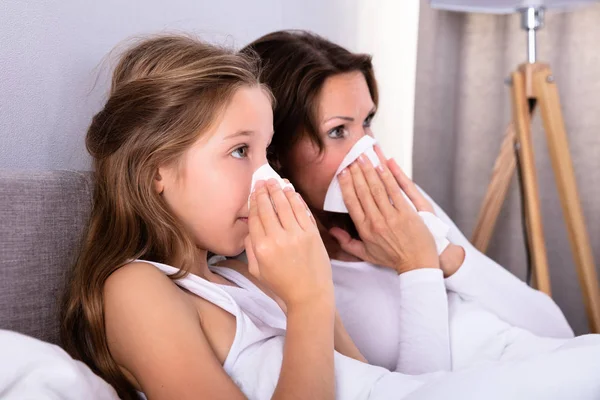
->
[329, 149, 439, 275]
[245, 179, 334, 309]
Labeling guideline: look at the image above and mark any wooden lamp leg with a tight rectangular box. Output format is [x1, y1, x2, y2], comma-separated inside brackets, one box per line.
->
[534, 67, 600, 332]
[511, 69, 552, 296]
[471, 124, 517, 253]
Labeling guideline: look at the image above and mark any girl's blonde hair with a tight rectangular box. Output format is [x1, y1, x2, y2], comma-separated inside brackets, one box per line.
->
[60, 35, 265, 399]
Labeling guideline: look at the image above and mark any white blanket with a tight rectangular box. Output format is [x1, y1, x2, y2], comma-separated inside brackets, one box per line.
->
[2, 327, 600, 400]
[0, 329, 118, 400]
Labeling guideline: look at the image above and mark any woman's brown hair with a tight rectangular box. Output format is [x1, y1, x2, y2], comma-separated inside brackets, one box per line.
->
[240, 30, 378, 178]
[60, 35, 264, 399]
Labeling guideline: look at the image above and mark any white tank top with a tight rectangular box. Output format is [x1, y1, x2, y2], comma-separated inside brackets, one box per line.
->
[136, 259, 600, 400]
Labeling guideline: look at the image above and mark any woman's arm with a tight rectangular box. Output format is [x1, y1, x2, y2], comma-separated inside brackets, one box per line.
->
[419, 186, 574, 338]
[394, 269, 452, 374]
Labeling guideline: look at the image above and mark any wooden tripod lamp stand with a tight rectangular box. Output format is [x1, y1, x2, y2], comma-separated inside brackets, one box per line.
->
[430, 1, 600, 333]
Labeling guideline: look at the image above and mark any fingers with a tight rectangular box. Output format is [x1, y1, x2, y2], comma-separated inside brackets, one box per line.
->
[248, 187, 265, 240]
[373, 144, 388, 166]
[372, 157, 414, 214]
[329, 227, 368, 261]
[266, 179, 299, 232]
[348, 158, 383, 222]
[338, 168, 365, 222]
[387, 158, 434, 213]
[356, 154, 396, 218]
[285, 190, 316, 231]
[255, 181, 283, 235]
[255, 179, 313, 233]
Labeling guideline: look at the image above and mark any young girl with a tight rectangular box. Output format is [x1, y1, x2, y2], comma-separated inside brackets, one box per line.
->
[241, 30, 598, 374]
[59, 34, 600, 400]
[59, 35, 338, 400]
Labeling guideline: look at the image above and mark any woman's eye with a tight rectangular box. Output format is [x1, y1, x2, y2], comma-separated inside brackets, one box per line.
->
[364, 113, 375, 128]
[327, 126, 347, 139]
[231, 145, 249, 159]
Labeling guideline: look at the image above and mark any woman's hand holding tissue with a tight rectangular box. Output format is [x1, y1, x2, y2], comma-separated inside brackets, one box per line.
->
[329, 151, 439, 275]
[385, 155, 466, 278]
[245, 179, 334, 309]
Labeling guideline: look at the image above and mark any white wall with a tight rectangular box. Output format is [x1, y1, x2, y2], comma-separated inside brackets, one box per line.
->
[354, 0, 421, 177]
[0, 0, 420, 174]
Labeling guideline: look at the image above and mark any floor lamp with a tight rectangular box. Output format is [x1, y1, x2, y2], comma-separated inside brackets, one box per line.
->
[429, 0, 600, 333]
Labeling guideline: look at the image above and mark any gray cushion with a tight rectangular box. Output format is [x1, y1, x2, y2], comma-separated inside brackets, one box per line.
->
[0, 170, 92, 345]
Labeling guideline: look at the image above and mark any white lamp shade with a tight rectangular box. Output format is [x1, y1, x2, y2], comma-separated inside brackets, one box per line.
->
[430, 0, 598, 14]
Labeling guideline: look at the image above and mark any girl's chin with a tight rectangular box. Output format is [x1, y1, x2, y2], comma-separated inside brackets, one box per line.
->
[215, 236, 247, 258]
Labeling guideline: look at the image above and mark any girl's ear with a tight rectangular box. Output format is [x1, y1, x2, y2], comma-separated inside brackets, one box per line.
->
[153, 169, 164, 195]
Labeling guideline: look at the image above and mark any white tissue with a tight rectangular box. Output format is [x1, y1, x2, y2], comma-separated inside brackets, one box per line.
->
[249, 164, 294, 207]
[322, 135, 451, 255]
[250, 164, 293, 193]
[323, 136, 384, 213]
[419, 211, 451, 255]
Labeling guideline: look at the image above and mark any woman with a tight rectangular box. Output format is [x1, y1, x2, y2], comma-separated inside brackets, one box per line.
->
[241, 30, 579, 374]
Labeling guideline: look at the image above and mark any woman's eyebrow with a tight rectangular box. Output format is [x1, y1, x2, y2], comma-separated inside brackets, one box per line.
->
[323, 107, 377, 124]
[323, 116, 354, 123]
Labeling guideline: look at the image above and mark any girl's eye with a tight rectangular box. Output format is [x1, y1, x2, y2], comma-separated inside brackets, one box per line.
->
[231, 145, 249, 159]
[327, 126, 347, 139]
[364, 113, 375, 128]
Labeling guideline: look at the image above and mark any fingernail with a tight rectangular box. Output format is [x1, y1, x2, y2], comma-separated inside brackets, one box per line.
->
[358, 154, 365, 164]
[267, 179, 278, 186]
[255, 180, 266, 189]
[339, 168, 348, 177]
[376, 164, 384, 173]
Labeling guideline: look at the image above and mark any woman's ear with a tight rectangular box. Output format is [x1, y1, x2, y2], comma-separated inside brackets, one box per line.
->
[153, 169, 164, 195]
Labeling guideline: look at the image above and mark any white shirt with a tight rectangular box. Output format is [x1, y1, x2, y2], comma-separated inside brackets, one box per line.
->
[331, 189, 574, 374]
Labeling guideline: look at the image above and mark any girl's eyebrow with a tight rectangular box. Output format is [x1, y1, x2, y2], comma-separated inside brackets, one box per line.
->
[223, 130, 253, 141]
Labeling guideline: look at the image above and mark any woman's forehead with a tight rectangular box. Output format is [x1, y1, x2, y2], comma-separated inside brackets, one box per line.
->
[318, 72, 375, 120]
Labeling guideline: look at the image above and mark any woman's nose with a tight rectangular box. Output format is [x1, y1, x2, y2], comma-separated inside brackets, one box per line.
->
[350, 132, 373, 148]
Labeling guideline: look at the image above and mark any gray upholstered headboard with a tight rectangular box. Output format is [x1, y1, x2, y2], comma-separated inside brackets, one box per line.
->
[0, 170, 93, 345]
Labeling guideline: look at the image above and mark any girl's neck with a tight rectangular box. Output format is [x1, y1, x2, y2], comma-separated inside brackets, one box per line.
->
[187, 249, 233, 285]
